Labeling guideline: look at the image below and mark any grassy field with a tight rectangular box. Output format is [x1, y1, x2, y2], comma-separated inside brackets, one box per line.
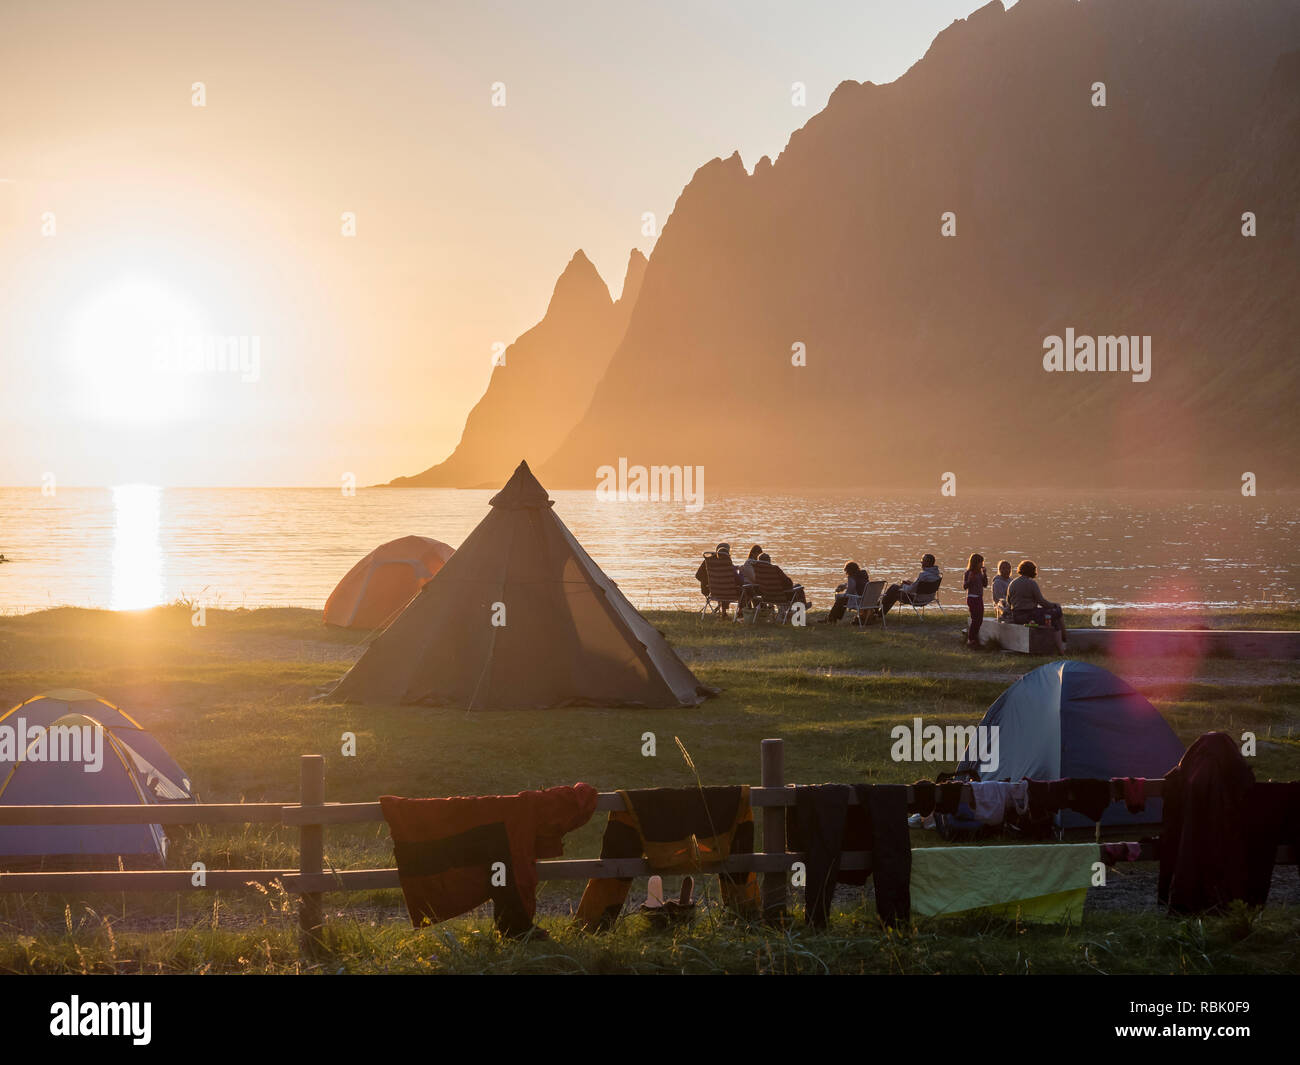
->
[0, 603, 1298, 974]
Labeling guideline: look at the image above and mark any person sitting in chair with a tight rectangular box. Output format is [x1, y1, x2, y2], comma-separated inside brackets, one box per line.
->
[1005, 559, 1067, 653]
[739, 544, 763, 613]
[695, 542, 740, 617]
[696, 542, 729, 593]
[822, 561, 868, 624]
[880, 554, 941, 617]
[756, 552, 808, 609]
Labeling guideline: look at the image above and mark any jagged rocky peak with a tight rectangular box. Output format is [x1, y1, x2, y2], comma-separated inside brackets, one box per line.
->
[545, 249, 612, 315]
[619, 248, 648, 305]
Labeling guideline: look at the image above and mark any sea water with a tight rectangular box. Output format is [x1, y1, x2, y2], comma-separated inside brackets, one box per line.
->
[0, 486, 1294, 615]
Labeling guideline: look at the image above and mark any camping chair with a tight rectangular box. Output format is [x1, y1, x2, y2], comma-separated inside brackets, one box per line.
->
[752, 561, 806, 625]
[700, 553, 744, 620]
[740, 584, 767, 623]
[900, 575, 944, 619]
[737, 565, 763, 621]
[845, 579, 886, 629]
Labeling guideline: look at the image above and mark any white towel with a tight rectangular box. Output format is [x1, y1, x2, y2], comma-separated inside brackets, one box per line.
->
[971, 781, 1015, 825]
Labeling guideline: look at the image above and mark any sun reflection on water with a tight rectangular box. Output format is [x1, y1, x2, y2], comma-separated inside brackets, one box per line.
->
[111, 484, 164, 610]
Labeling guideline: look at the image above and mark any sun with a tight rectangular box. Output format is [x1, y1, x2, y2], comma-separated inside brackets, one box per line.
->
[67, 278, 208, 424]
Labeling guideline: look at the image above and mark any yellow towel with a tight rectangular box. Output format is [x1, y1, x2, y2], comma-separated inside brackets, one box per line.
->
[910, 843, 1096, 925]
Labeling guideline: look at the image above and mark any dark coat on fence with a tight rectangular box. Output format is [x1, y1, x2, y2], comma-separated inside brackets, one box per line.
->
[1158, 732, 1255, 914]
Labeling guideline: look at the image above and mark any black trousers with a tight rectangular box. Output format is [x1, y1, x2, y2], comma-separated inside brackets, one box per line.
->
[880, 584, 915, 615]
[789, 784, 911, 927]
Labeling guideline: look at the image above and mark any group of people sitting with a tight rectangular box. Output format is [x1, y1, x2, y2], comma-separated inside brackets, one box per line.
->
[694, 543, 1069, 651]
[823, 554, 942, 625]
[694, 543, 807, 619]
[968, 555, 1068, 652]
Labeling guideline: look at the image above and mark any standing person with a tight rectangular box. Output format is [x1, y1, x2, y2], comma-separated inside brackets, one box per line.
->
[963, 553, 988, 648]
[1006, 559, 1067, 653]
[822, 562, 868, 624]
[991, 560, 1013, 615]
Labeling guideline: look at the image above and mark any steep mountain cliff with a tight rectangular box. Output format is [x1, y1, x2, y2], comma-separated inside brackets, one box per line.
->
[391, 248, 646, 487]
[535, 0, 1300, 491]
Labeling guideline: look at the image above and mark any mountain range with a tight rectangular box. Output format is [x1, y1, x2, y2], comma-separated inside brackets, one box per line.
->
[393, 0, 1300, 493]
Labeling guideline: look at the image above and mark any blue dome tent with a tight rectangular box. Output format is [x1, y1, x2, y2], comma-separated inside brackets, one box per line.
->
[0, 690, 194, 867]
[957, 662, 1185, 829]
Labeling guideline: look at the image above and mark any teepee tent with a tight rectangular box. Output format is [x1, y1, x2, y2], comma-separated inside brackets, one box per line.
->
[957, 661, 1185, 828]
[330, 461, 710, 709]
[0, 689, 194, 867]
[324, 535, 456, 629]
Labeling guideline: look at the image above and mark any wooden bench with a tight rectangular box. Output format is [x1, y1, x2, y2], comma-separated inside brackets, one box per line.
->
[980, 618, 1061, 655]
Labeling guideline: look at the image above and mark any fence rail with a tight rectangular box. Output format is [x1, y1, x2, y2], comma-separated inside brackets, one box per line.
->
[0, 803, 287, 825]
[0, 740, 1292, 954]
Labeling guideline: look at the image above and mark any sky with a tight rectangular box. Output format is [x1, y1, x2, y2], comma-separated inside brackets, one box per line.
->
[0, 0, 1005, 486]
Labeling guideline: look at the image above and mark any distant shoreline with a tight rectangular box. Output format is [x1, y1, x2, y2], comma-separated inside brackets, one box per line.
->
[3, 602, 1299, 631]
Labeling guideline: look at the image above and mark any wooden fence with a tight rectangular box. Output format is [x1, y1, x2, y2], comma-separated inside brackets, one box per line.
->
[0, 738, 1293, 954]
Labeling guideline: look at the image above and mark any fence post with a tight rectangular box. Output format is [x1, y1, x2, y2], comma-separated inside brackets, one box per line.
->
[760, 737, 787, 924]
[298, 754, 325, 957]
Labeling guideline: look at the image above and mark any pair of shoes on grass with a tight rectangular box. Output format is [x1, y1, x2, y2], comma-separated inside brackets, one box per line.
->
[640, 875, 696, 926]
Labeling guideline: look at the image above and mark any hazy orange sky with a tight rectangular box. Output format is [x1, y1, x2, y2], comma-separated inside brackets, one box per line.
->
[1, 0, 1003, 486]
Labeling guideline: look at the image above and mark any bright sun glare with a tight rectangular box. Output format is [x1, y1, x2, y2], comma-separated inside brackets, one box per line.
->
[110, 483, 164, 611]
[68, 279, 207, 424]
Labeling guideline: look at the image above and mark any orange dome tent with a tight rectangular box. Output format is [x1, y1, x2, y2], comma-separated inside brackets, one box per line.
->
[324, 536, 456, 630]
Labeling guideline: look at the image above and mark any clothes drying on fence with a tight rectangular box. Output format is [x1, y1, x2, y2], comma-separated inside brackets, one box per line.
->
[935, 782, 964, 815]
[970, 781, 1010, 825]
[1158, 731, 1256, 914]
[381, 783, 597, 936]
[1024, 778, 1113, 823]
[786, 784, 911, 928]
[1117, 777, 1147, 815]
[788, 784, 855, 927]
[969, 781, 1031, 826]
[576, 786, 758, 930]
[910, 843, 1096, 924]
[910, 780, 936, 817]
[1244, 782, 1300, 905]
[1067, 779, 1114, 823]
[1026, 779, 1051, 820]
[863, 785, 912, 925]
